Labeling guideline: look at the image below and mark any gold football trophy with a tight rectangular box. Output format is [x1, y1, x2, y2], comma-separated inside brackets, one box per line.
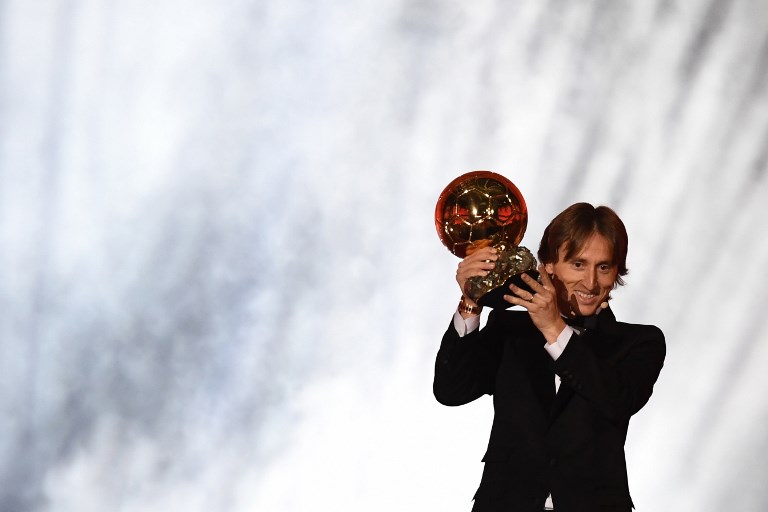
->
[435, 171, 539, 309]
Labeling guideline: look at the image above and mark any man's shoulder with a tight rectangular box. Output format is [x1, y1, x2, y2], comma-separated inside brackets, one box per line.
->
[490, 308, 532, 324]
[612, 319, 665, 344]
[613, 318, 663, 333]
[486, 308, 541, 336]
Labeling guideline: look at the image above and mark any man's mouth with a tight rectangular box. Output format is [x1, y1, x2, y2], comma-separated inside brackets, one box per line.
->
[575, 290, 599, 302]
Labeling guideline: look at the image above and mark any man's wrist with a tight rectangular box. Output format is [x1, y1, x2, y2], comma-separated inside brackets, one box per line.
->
[544, 319, 568, 344]
[458, 296, 482, 316]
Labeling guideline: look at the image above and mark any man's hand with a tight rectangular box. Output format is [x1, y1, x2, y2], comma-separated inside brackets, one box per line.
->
[455, 246, 498, 316]
[503, 264, 566, 343]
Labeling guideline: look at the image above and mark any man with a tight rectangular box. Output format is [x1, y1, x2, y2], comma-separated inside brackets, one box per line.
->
[434, 203, 665, 512]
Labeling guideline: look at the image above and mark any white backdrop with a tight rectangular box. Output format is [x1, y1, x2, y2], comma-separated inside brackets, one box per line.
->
[2, 0, 768, 511]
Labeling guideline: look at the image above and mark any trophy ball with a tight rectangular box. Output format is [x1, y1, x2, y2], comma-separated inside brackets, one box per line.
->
[435, 170, 528, 258]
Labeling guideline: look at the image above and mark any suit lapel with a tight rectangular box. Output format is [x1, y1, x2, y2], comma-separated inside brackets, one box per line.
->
[533, 350, 556, 416]
[550, 378, 574, 421]
[549, 307, 618, 421]
[513, 320, 556, 419]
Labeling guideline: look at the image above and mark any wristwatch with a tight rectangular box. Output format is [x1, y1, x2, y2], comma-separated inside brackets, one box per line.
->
[458, 296, 482, 315]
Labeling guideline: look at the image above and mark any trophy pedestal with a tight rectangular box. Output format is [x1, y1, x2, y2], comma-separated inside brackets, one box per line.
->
[464, 244, 539, 310]
[475, 269, 540, 309]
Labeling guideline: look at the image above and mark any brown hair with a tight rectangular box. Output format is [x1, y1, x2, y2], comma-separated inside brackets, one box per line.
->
[537, 202, 628, 287]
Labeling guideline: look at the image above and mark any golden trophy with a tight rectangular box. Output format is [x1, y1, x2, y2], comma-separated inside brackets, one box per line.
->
[435, 171, 538, 309]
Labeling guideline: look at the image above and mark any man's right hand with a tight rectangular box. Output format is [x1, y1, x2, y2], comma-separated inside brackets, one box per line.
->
[455, 245, 498, 314]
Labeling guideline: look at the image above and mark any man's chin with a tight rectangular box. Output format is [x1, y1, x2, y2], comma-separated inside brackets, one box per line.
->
[576, 304, 599, 317]
[565, 296, 600, 317]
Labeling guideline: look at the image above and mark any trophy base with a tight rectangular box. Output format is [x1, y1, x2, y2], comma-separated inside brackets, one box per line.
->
[464, 244, 539, 310]
[476, 269, 540, 309]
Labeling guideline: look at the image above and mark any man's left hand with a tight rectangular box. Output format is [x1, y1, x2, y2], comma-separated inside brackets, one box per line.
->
[503, 264, 567, 344]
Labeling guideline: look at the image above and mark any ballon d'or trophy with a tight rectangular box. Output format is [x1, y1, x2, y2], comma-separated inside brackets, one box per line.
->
[435, 171, 539, 309]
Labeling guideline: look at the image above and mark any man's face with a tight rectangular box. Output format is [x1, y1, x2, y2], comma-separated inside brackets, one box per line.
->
[544, 233, 619, 317]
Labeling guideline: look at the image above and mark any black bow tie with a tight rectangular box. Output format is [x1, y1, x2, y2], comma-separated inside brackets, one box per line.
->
[564, 314, 598, 330]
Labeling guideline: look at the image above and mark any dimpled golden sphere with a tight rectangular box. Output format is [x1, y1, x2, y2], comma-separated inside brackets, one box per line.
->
[435, 171, 528, 258]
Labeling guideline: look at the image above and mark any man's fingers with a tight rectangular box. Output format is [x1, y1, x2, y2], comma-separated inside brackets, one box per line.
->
[503, 294, 532, 309]
[536, 264, 554, 289]
[466, 246, 497, 261]
[458, 260, 495, 276]
[508, 282, 536, 302]
[519, 272, 547, 295]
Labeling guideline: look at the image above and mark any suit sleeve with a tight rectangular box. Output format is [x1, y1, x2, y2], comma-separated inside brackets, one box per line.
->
[553, 325, 666, 421]
[433, 311, 503, 406]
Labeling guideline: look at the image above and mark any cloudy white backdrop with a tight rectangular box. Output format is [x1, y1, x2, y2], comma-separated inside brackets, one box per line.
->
[2, 0, 768, 511]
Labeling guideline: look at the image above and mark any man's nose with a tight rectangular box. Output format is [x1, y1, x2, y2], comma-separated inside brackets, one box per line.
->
[585, 268, 597, 289]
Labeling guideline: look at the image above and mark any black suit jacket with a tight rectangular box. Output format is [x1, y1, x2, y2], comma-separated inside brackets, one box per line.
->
[434, 307, 665, 512]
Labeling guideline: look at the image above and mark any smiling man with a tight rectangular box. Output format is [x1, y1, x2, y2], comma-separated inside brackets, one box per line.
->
[434, 203, 665, 512]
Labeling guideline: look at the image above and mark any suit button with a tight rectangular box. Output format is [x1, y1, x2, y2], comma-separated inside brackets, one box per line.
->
[549, 458, 557, 467]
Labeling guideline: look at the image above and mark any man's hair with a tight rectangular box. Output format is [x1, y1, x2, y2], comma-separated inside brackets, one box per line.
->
[537, 202, 628, 287]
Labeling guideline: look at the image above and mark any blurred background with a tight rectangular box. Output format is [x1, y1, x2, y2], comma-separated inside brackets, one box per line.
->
[1, 0, 767, 510]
